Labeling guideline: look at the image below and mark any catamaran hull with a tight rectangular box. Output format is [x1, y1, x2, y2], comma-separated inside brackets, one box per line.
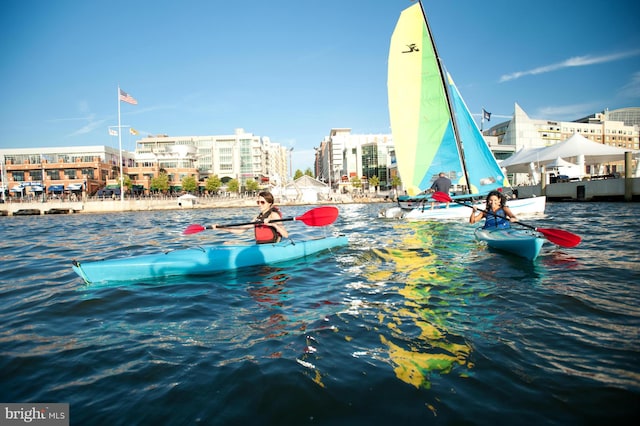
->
[382, 196, 547, 221]
[475, 228, 545, 260]
[72, 235, 349, 285]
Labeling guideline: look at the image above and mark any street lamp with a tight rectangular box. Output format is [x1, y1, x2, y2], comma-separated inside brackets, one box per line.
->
[289, 147, 294, 181]
[40, 154, 46, 203]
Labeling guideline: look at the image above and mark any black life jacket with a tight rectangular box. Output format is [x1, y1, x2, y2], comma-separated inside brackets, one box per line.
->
[254, 207, 282, 244]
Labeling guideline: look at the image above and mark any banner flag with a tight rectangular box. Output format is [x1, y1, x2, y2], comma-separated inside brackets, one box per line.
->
[119, 89, 138, 105]
[109, 128, 118, 136]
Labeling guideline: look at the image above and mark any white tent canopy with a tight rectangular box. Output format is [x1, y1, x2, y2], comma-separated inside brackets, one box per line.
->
[546, 157, 577, 168]
[500, 133, 638, 173]
[273, 175, 329, 203]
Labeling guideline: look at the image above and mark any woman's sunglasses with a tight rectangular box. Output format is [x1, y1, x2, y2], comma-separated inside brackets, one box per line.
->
[257, 200, 267, 205]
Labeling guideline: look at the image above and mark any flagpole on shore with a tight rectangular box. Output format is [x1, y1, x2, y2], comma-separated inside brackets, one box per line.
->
[117, 85, 124, 204]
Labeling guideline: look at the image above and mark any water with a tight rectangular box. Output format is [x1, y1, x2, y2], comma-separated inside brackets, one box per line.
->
[1, 202, 639, 425]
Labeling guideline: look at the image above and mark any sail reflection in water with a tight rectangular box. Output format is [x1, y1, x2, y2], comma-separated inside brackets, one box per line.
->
[342, 222, 474, 390]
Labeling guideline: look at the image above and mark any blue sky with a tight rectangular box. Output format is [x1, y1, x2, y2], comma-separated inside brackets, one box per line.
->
[1, 0, 638, 173]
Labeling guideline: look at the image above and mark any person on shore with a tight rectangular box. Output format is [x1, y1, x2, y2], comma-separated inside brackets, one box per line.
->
[211, 191, 288, 244]
[427, 172, 452, 208]
[469, 190, 518, 229]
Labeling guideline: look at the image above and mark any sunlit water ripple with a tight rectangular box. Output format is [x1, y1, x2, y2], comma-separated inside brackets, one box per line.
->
[1, 202, 638, 425]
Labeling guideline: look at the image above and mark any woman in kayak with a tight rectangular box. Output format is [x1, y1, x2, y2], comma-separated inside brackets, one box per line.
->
[212, 191, 289, 244]
[469, 191, 518, 229]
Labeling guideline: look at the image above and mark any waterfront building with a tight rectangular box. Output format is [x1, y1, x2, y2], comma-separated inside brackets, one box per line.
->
[132, 128, 289, 191]
[0, 128, 290, 198]
[314, 128, 395, 193]
[485, 104, 640, 184]
[0, 146, 134, 199]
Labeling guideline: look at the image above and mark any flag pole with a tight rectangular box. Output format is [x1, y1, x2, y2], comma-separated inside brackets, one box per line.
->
[117, 85, 124, 205]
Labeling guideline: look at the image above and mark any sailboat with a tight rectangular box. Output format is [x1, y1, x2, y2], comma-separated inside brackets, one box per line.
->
[380, 1, 545, 220]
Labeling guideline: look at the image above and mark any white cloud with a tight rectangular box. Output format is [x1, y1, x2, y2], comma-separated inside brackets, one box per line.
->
[620, 71, 640, 98]
[500, 50, 640, 83]
[535, 102, 600, 119]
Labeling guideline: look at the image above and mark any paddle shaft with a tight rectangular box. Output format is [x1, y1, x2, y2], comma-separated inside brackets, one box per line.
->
[214, 217, 294, 229]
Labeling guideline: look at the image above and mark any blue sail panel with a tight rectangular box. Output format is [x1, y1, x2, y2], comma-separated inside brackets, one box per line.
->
[417, 123, 465, 189]
[447, 74, 507, 194]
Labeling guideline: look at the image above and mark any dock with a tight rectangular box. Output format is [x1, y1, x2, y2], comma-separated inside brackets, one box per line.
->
[512, 177, 640, 201]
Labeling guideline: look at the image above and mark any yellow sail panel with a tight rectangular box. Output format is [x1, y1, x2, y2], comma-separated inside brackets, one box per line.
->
[388, 3, 452, 196]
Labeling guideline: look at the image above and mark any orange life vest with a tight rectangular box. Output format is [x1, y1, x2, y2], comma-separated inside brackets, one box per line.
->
[254, 207, 282, 244]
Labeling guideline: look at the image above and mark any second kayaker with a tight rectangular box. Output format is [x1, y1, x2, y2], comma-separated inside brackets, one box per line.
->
[469, 190, 518, 229]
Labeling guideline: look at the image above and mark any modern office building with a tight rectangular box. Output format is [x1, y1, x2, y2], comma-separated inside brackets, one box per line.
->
[486, 104, 639, 154]
[485, 104, 639, 183]
[314, 128, 395, 191]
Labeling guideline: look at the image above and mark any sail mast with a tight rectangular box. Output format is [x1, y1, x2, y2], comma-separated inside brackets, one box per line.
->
[417, 0, 471, 193]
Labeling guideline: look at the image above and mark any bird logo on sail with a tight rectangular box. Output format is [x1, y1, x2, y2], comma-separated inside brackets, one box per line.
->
[402, 43, 419, 53]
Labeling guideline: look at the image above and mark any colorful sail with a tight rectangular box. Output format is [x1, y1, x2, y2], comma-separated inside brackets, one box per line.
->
[388, 2, 464, 196]
[388, 2, 506, 196]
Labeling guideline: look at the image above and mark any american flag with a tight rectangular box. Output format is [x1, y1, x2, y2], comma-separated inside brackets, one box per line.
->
[119, 89, 138, 105]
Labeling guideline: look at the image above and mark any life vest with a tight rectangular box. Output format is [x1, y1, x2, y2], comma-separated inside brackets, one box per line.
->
[483, 208, 511, 229]
[254, 207, 282, 244]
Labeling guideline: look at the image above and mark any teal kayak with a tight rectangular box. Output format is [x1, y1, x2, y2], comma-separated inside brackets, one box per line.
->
[72, 235, 348, 284]
[474, 228, 545, 261]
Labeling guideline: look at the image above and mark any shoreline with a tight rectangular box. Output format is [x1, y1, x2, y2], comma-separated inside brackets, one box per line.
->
[0, 195, 391, 216]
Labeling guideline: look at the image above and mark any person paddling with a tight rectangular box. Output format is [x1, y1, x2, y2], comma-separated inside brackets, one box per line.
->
[469, 190, 518, 229]
[211, 191, 289, 243]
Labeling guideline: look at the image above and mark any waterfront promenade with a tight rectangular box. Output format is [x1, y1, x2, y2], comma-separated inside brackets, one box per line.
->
[0, 193, 387, 216]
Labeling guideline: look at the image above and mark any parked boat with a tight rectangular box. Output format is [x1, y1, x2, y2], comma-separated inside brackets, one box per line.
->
[474, 228, 545, 261]
[380, 1, 545, 220]
[72, 235, 348, 285]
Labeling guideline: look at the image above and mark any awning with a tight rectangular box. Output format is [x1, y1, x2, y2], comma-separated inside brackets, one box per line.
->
[49, 185, 64, 192]
[67, 183, 83, 191]
[10, 187, 24, 193]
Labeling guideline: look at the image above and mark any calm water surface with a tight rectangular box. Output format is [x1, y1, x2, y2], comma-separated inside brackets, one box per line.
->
[1, 202, 639, 425]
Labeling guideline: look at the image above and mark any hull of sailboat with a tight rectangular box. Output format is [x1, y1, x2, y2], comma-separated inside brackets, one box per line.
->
[475, 228, 545, 261]
[388, 196, 546, 221]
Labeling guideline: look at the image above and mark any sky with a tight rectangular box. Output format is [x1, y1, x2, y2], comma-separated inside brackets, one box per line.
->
[1, 0, 639, 174]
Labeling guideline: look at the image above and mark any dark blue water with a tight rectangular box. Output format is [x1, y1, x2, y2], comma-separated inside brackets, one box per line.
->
[1, 202, 639, 425]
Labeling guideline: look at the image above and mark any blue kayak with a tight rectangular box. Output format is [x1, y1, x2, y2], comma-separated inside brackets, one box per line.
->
[72, 235, 348, 285]
[474, 228, 545, 260]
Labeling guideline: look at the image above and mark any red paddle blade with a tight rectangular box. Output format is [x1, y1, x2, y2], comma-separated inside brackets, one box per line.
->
[432, 191, 452, 203]
[183, 224, 206, 235]
[536, 228, 581, 248]
[295, 206, 339, 226]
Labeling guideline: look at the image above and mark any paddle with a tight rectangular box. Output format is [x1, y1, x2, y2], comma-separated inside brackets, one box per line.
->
[432, 192, 582, 248]
[182, 206, 340, 235]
